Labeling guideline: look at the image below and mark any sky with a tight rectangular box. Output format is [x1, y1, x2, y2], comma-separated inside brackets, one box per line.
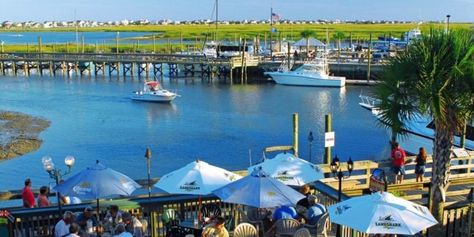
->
[0, 0, 473, 22]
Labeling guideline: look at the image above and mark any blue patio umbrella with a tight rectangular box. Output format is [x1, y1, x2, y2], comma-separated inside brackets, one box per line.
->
[212, 169, 305, 208]
[53, 160, 141, 232]
[53, 160, 141, 200]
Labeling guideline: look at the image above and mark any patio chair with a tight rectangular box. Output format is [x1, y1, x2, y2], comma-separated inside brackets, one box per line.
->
[233, 223, 258, 237]
[273, 219, 301, 237]
[303, 213, 329, 237]
[292, 228, 311, 237]
[235, 206, 266, 235]
[200, 203, 222, 220]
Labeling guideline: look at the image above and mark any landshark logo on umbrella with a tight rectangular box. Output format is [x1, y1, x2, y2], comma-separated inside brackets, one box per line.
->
[224, 172, 237, 181]
[274, 170, 295, 182]
[73, 182, 92, 195]
[375, 215, 401, 229]
[335, 205, 351, 215]
[180, 180, 200, 192]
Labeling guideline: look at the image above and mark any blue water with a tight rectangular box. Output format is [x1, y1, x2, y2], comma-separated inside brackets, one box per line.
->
[0, 75, 393, 190]
[0, 31, 183, 45]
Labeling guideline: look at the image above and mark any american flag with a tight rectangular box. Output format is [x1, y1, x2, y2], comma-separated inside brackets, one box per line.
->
[271, 13, 281, 22]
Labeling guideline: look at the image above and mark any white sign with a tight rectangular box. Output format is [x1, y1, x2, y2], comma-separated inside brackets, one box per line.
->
[325, 132, 335, 147]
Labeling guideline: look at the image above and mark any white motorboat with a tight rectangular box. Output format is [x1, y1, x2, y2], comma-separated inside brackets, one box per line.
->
[359, 95, 474, 150]
[264, 58, 346, 87]
[130, 81, 179, 103]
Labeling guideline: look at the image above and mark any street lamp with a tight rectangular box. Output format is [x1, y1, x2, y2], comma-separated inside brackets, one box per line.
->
[307, 131, 314, 162]
[41, 155, 75, 215]
[330, 155, 354, 237]
[446, 14, 451, 32]
[144, 148, 152, 198]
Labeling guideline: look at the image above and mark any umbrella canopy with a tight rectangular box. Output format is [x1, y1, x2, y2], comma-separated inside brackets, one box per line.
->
[248, 153, 323, 186]
[212, 169, 305, 208]
[328, 191, 438, 235]
[155, 160, 242, 195]
[53, 161, 141, 200]
[293, 37, 326, 47]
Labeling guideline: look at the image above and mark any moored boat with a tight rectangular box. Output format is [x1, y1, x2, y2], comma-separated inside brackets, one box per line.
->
[264, 58, 346, 87]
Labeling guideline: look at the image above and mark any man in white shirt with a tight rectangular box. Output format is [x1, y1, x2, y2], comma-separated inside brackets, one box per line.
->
[55, 211, 75, 237]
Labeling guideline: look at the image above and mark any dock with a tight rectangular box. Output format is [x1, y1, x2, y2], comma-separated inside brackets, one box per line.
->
[0, 52, 384, 83]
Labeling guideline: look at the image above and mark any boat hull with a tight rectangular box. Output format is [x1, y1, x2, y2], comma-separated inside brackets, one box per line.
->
[265, 72, 345, 87]
[130, 92, 177, 103]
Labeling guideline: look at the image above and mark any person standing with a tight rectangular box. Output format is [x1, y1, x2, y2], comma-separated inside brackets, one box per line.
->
[22, 178, 35, 208]
[391, 142, 406, 184]
[37, 186, 51, 207]
[415, 147, 427, 182]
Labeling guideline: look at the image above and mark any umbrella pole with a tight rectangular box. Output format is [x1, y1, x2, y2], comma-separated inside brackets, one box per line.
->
[198, 196, 202, 222]
[96, 198, 100, 236]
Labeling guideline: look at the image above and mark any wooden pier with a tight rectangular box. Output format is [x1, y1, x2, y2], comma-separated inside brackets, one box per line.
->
[0, 52, 259, 83]
[0, 52, 383, 82]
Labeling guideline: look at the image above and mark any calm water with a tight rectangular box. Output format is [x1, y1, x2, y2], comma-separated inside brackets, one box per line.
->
[0, 31, 179, 45]
[0, 75, 393, 190]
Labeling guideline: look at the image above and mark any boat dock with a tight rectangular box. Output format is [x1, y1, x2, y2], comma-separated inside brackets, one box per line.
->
[0, 52, 384, 83]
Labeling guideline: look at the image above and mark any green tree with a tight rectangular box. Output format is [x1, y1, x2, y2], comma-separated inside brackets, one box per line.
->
[332, 31, 346, 59]
[300, 30, 315, 56]
[373, 29, 474, 228]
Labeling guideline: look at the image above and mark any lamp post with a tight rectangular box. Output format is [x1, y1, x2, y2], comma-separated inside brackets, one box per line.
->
[330, 155, 354, 237]
[446, 14, 451, 32]
[41, 155, 75, 215]
[144, 148, 152, 198]
[308, 131, 314, 163]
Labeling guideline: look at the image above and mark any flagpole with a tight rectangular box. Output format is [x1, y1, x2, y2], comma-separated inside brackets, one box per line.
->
[270, 7, 273, 59]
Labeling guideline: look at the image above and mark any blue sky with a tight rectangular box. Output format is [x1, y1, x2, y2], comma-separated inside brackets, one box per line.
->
[0, 0, 472, 22]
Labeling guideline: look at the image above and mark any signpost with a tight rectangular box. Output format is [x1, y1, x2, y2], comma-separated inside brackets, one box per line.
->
[325, 131, 335, 148]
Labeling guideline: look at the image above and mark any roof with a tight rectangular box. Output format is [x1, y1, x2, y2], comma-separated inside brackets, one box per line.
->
[293, 37, 326, 47]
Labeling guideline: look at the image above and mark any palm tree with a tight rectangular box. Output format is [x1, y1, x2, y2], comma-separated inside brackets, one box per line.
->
[332, 31, 346, 60]
[374, 29, 474, 228]
[300, 30, 315, 57]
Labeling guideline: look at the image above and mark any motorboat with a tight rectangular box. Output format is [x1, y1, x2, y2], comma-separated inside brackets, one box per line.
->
[359, 95, 474, 150]
[130, 81, 179, 103]
[264, 58, 346, 87]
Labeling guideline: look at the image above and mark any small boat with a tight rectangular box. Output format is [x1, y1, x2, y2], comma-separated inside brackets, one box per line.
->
[130, 81, 179, 103]
[264, 58, 346, 87]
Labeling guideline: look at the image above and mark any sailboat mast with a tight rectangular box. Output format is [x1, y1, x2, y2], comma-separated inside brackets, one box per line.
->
[270, 7, 273, 58]
[215, 0, 218, 42]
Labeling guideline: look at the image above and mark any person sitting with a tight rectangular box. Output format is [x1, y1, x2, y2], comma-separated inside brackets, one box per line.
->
[64, 223, 80, 237]
[104, 205, 123, 232]
[37, 186, 51, 207]
[114, 224, 133, 237]
[305, 195, 327, 225]
[75, 206, 98, 234]
[201, 216, 229, 237]
[122, 211, 144, 237]
[272, 205, 297, 221]
[55, 211, 75, 237]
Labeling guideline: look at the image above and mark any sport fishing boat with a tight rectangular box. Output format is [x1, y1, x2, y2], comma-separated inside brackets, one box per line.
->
[264, 57, 346, 87]
[130, 81, 179, 103]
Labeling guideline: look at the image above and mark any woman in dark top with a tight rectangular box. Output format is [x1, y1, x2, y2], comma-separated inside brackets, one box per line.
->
[415, 147, 427, 182]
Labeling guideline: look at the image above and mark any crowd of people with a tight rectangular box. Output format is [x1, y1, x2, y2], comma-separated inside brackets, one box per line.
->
[50, 205, 144, 237]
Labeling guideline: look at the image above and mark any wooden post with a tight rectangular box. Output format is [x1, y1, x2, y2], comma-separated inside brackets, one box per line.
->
[349, 32, 353, 49]
[367, 33, 372, 82]
[153, 35, 156, 53]
[461, 123, 467, 148]
[293, 113, 299, 157]
[180, 32, 183, 52]
[27, 43, 29, 53]
[38, 36, 42, 53]
[324, 114, 332, 164]
[264, 32, 267, 53]
[240, 40, 245, 84]
[278, 32, 282, 53]
[287, 41, 291, 71]
[66, 42, 69, 53]
[81, 35, 85, 53]
[167, 38, 171, 54]
[116, 32, 119, 54]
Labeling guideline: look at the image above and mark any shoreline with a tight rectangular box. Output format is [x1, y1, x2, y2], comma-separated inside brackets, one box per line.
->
[0, 110, 50, 160]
